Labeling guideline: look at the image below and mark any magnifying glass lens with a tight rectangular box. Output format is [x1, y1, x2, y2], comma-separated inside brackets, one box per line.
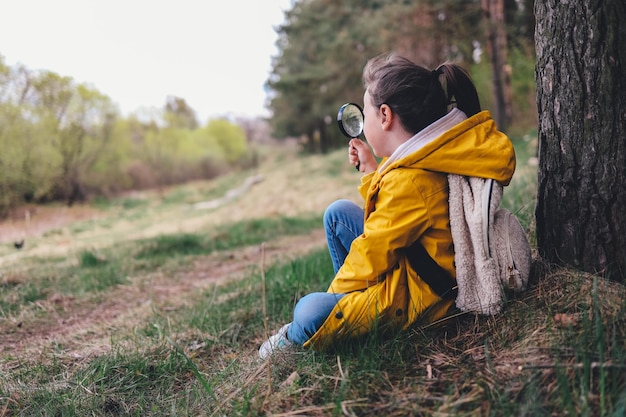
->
[337, 103, 365, 171]
[337, 103, 364, 138]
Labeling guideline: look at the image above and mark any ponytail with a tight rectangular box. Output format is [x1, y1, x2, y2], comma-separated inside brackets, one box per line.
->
[434, 63, 481, 117]
[362, 54, 481, 134]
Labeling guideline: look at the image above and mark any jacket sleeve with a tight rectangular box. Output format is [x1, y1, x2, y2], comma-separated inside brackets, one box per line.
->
[328, 169, 433, 294]
[357, 171, 375, 202]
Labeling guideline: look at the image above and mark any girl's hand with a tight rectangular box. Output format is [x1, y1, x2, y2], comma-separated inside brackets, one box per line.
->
[349, 139, 377, 174]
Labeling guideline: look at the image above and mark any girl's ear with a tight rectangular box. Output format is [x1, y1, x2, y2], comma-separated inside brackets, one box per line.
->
[379, 104, 394, 131]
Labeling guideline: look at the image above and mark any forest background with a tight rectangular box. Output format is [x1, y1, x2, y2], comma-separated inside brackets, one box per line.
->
[0, 0, 536, 218]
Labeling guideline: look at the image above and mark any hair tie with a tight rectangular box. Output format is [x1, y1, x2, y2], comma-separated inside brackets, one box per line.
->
[432, 68, 442, 77]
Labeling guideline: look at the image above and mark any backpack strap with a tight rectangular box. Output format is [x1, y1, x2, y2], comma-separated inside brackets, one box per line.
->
[405, 241, 457, 300]
[482, 178, 494, 259]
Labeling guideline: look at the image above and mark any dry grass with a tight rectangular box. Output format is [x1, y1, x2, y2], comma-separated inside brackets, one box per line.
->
[0, 144, 360, 264]
[233, 257, 626, 416]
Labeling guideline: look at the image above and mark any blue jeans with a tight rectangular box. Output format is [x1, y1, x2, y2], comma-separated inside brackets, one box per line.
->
[287, 199, 364, 345]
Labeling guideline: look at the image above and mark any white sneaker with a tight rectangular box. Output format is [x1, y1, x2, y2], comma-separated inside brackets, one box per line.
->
[259, 323, 292, 359]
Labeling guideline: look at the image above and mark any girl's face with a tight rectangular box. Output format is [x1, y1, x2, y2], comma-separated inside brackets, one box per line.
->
[362, 89, 385, 157]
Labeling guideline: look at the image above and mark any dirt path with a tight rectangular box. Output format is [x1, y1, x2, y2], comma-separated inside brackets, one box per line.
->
[0, 228, 327, 370]
[0, 154, 357, 370]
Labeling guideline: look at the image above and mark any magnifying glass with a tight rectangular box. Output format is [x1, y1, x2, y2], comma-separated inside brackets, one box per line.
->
[337, 103, 364, 170]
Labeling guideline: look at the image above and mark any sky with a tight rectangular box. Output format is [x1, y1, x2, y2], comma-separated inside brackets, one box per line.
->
[0, 0, 293, 123]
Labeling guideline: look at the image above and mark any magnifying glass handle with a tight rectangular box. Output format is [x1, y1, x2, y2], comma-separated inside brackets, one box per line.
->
[349, 141, 360, 171]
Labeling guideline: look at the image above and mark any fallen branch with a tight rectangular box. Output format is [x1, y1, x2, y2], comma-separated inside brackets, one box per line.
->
[193, 175, 264, 210]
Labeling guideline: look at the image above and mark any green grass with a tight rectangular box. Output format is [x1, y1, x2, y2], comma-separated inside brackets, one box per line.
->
[0, 249, 335, 415]
[1, 145, 625, 416]
[503, 131, 538, 237]
[4, 346, 198, 415]
[0, 279, 46, 317]
[2, 247, 624, 415]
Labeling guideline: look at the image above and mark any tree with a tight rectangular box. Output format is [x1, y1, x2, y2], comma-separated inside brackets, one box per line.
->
[0, 62, 62, 213]
[269, 0, 373, 152]
[164, 95, 198, 130]
[268, 0, 489, 152]
[26, 71, 118, 205]
[535, 0, 626, 279]
[482, 0, 511, 130]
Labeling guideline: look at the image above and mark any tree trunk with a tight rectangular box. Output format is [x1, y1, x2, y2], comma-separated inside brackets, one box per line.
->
[535, 0, 626, 279]
[482, 0, 511, 130]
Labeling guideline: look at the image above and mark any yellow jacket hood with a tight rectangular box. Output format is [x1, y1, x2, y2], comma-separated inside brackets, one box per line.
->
[380, 110, 516, 186]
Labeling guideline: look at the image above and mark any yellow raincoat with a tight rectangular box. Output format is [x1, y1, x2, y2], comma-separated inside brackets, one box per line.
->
[304, 110, 516, 350]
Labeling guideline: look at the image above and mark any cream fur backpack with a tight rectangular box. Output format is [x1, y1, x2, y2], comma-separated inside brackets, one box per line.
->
[448, 175, 532, 315]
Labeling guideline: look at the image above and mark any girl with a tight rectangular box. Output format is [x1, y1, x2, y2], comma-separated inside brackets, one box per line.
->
[259, 53, 516, 358]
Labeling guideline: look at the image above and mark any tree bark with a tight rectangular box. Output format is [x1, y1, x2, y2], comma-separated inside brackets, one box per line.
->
[535, 0, 626, 279]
